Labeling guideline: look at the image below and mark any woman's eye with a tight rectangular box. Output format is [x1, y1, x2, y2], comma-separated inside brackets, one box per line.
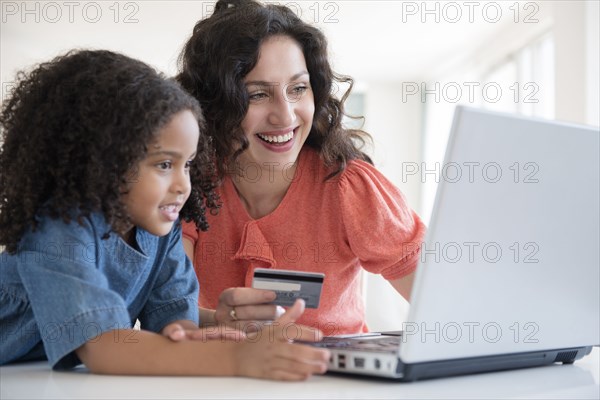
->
[287, 85, 308, 101]
[249, 92, 269, 101]
[291, 85, 308, 94]
[185, 160, 193, 169]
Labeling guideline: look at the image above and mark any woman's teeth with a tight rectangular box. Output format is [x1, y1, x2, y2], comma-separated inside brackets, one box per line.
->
[257, 131, 294, 144]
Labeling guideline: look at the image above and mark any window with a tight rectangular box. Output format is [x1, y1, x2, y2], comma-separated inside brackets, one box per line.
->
[420, 33, 555, 224]
[482, 33, 554, 119]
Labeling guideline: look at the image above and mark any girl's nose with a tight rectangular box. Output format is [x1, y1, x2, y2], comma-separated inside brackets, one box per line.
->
[172, 167, 191, 195]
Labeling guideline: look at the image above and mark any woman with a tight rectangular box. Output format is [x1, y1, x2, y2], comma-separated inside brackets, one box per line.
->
[178, 0, 426, 334]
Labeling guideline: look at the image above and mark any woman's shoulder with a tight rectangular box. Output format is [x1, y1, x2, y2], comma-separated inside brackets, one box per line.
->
[296, 147, 398, 194]
[339, 157, 397, 191]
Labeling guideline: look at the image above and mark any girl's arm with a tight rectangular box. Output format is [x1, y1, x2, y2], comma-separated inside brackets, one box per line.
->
[162, 319, 245, 341]
[76, 328, 237, 376]
[76, 300, 329, 380]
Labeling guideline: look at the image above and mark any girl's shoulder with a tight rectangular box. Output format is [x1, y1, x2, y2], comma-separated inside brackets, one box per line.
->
[18, 211, 109, 249]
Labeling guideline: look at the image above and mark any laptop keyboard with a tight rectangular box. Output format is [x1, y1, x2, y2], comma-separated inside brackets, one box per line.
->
[310, 334, 401, 352]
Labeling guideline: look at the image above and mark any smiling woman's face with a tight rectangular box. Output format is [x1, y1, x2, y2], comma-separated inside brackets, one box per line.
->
[238, 35, 315, 171]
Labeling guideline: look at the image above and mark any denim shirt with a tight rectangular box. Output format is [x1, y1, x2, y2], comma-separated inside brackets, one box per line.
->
[0, 212, 199, 369]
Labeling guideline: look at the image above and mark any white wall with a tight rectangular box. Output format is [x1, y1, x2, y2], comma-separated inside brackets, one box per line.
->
[361, 84, 422, 331]
[0, 3, 205, 88]
[585, 0, 600, 126]
[364, 83, 423, 212]
[546, 0, 599, 126]
[554, 2, 587, 124]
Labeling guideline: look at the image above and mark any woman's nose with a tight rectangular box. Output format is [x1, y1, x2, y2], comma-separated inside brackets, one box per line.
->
[268, 89, 295, 127]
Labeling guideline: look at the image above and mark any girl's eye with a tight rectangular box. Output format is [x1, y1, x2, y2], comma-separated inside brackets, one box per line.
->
[185, 160, 193, 169]
[157, 161, 172, 170]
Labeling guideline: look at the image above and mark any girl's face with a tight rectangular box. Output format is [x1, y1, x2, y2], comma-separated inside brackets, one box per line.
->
[120, 110, 199, 243]
[239, 35, 315, 170]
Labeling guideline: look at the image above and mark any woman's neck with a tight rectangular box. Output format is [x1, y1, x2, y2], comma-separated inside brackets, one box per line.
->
[229, 162, 297, 219]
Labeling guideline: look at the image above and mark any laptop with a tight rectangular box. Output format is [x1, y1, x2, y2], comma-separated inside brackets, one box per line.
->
[311, 106, 600, 381]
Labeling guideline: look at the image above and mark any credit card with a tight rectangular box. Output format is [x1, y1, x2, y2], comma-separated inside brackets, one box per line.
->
[252, 268, 325, 308]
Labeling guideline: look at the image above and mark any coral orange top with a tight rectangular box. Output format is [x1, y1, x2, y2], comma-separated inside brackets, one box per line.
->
[183, 147, 426, 334]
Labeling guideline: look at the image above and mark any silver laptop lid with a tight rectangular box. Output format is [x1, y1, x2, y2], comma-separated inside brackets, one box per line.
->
[401, 106, 600, 363]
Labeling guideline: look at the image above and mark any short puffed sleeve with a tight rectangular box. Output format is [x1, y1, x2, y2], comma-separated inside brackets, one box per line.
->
[14, 215, 132, 369]
[182, 220, 199, 245]
[337, 160, 426, 280]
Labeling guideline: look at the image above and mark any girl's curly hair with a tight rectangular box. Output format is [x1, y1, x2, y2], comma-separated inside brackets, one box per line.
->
[0, 49, 220, 254]
[177, 0, 372, 180]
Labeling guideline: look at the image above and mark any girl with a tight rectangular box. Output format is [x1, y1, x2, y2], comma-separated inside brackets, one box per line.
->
[178, 0, 427, 335]
[0, 49, 329, 380]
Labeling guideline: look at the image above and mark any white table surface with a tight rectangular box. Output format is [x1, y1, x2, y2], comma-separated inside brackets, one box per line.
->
[1, 347, 598, 399]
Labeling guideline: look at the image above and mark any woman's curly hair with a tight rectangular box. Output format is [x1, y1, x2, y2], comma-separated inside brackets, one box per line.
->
[0, 49, 220, 254]
[177, 0, 372, 180]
